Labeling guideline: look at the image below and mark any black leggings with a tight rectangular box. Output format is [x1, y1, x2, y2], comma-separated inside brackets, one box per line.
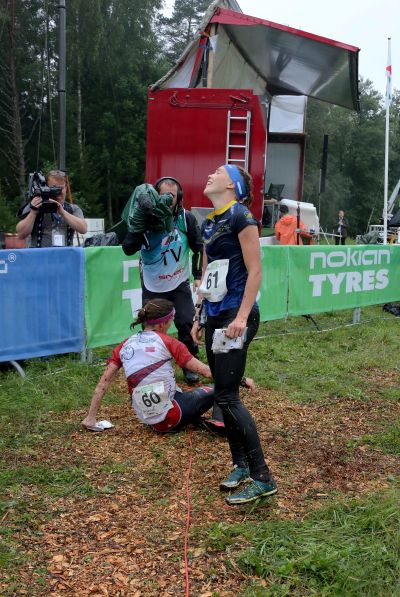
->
[173, 387, 215, 430]
[205, 305, 272, 482]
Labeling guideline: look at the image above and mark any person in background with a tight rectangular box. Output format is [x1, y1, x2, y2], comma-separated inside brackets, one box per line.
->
[274, 204, 310, 245]
[192, 164, 277, 506]
[333, 210, 348, 245]
[122, 177, 203, 384]
[82, 299, 215, 433]
[16, 170, 87, 247]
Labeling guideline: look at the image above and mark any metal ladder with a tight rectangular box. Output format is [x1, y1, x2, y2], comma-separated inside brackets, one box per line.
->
[225, 110, 251, 171]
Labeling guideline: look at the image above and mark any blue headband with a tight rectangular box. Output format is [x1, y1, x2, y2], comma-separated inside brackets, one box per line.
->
[224, 164, 247, 201]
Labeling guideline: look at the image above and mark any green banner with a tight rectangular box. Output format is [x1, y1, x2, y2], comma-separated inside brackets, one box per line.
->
[85, 245, 290, 348]
[259, 245, 289, 320]
[85, 244, 400, 349]
[288, 244, 400, 315]
[85, 247, 143, 348]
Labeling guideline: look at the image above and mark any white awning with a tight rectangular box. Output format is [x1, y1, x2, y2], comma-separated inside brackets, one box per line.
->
[152, 2, 359, 111]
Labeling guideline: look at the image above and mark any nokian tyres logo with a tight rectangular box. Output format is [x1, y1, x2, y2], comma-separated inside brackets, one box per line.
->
[308, 248, 390, 297]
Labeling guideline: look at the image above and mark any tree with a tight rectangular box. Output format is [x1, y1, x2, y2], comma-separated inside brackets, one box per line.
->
[303, 79, 399, 235]
[160, 0, 212, 65]
[0, 0, 26, 196]
[303, 98, 354, 232]
[66, 0, 166, 222]
[0, 0, 60, 204]
[0, 0, 167, 227]
[344, 80, 385, 233]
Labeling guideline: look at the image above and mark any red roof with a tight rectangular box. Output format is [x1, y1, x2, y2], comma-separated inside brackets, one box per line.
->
[211, 8, 359, 53]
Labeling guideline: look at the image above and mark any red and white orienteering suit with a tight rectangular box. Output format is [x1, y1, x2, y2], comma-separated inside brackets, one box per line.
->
[109, 330, 193, 430]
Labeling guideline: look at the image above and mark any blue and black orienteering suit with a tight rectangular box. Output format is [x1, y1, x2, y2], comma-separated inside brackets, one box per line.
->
[201, 200, 272, 483]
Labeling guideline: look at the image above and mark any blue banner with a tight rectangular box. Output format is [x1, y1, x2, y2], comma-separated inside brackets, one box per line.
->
[0, 248, 85, 362]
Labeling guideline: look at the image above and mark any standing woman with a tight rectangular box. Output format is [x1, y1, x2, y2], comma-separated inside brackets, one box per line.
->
[192, 164, 277, 505]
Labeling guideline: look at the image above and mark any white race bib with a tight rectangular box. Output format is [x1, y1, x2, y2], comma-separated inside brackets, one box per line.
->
[132, 381, 172, 419]
[199, 259, 229, 302]
[52, 230, 65, 247]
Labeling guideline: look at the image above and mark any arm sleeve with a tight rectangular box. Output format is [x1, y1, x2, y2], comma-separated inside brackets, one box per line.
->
[71, 204, 84, 219]
[107, 340, 127, 369]
[185, 211, 203, 279]
[231, 206, 258, 236]
[122, 231, 146, 256]
[157, 333, 193, 368]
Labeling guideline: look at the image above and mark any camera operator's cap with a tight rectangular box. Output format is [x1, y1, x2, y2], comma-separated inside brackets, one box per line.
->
[279, 204, 289, 214]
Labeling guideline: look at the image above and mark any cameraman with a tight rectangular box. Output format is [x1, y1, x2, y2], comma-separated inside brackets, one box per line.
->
[16, 170, 87, 247]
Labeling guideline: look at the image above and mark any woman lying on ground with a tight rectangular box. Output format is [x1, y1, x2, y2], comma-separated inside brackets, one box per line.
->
[82, 299, 215, 433]
[192, 164, 277, 505]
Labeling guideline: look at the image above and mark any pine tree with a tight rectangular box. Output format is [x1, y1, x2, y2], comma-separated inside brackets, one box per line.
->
[0, 0, 167, 225]
[160, 0, 212, 65]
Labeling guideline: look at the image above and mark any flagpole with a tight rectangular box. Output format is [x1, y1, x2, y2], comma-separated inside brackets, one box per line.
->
[384, 102, 389, 245]
[383, 37, 392, 245]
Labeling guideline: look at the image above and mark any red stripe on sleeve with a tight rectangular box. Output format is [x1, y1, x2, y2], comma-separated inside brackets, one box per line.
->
[157, 333, 193, 368]
[107, 339, 128, 369]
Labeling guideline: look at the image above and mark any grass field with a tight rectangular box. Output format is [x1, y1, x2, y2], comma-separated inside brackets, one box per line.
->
[1, 305, 399, 596]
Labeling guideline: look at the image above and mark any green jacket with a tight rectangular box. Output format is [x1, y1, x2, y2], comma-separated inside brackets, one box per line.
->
[121, 183, 174, 234]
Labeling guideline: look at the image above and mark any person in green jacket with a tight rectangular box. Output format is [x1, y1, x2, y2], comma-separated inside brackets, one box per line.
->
[122, 177, 203, 385]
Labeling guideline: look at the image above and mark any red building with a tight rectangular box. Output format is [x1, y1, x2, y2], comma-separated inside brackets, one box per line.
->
[146, 0, 359, 222]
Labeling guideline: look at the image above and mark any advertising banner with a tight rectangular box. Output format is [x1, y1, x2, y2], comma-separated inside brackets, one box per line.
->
[3, 244, 400, 357]
[85, 245, 289, 349]
[0, 247, 85, 362]
[259, 245, 289, 320]
[288, 244, 400, 315]
[85, 247, 143, 348]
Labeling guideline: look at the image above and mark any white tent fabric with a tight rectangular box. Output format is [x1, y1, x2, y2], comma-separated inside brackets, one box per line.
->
[211, 28, 266, 95]
[269, 96, 307, 134]
[161, 45, 197, 89]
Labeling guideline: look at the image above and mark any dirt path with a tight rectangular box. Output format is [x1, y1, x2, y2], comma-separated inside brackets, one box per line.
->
[4, 386, 400, 596]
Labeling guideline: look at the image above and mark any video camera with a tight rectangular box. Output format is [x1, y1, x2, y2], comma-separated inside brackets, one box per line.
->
[28, 170, 63, 214]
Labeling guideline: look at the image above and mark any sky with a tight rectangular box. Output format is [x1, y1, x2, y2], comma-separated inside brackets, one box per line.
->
[164, 0, 398, 98]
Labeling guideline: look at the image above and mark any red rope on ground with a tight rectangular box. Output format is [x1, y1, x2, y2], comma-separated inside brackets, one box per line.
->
[184, 429, 193, 597]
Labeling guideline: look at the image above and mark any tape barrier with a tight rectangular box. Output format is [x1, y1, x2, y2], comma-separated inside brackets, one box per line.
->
[0, 247, 85, 362]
